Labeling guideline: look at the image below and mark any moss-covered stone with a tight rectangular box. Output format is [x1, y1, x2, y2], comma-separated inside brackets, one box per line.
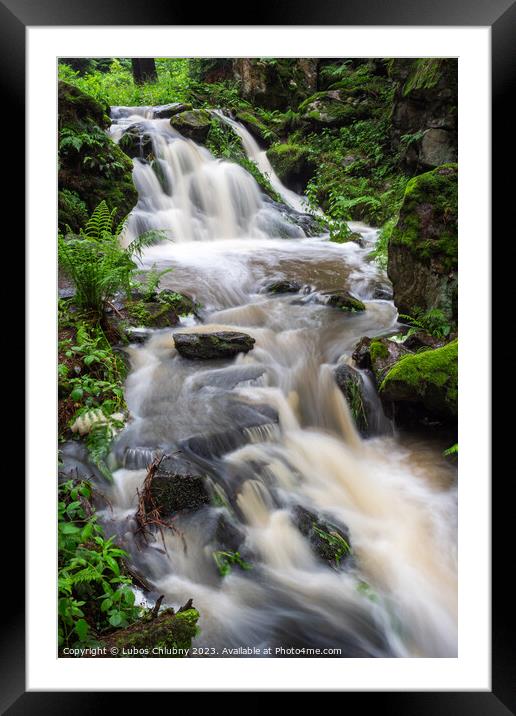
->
[98, 607, 199, 657]
[266, 143, 316, 193]
[352, 336, 410, 381]
[170, 109, 212, 142]
[299, 90, 374, 127]
[380, 339, 458, 420]
[320, 290, 366, 313]
[387, 164, 458, 324]
[334, 364, 368, 433]
[235, 110, 277, 146]
[58, 81, 137, 232]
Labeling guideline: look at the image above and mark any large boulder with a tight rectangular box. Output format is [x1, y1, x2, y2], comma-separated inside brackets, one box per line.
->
[379, 340, 458, 423]
[266, 143, 316, 193]
[58, 81, 137, 232]
[170, 110, 211, 143]
[387, 164, 458, 325]
[174, 331, 255, 360]
[232, 58, 318, 110]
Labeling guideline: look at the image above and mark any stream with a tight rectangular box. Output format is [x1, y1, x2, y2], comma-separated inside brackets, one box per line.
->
[100, 106, 457, 658]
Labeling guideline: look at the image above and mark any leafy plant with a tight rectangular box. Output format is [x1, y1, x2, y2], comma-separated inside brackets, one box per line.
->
[212, 550, 253, 577]
[58, 479, 141, 648]
[312, 524, 351, 566]
[58, 201, 159, 316]
[398, 308, 452, 340]
[443, 443, 458, 457]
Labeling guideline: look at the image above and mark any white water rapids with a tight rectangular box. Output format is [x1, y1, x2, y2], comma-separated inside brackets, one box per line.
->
[100, 106, 457, 657]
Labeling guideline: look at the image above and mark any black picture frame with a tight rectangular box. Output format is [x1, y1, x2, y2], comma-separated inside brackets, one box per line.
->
[5, 0, 508, 709]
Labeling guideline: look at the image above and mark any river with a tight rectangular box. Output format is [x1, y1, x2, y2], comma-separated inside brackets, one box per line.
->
[100, 105, 457, 658]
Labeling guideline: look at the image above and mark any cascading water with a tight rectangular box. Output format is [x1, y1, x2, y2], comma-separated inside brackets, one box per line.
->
[101, 106, 457, 657]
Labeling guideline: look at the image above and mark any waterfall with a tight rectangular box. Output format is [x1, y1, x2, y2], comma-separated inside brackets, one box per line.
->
[110, 108, 307, 246]
[96, 104, 458, 659]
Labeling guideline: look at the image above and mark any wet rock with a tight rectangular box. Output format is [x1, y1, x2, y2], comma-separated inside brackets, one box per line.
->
[170, 109, 211, 143]
[334, 364, 368, 434]
[352, 336, 410, 381]
[174, 331, 255, 360]
[150, 459, 210, 516]
[152, 102, 192, 119]
[402, 330, 444, 352]
[119, 123, 154, 160]
[292, 506, 352, 569]
[157, 290, 196, 316]
[371, 284, 393, 300]
[214, 511, 245, 553]
[265, 280, 302, 294]
[319, 290, 366, 312]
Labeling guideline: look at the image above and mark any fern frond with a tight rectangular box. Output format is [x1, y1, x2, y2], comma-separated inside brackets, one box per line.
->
[83, 201, 116, 240]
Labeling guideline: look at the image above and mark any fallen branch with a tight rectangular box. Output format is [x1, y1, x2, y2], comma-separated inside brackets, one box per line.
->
[134, 454, 178, 551]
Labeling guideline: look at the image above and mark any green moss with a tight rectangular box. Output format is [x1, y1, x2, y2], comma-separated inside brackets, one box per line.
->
[390, 164, 458, 270]
[370, 340, 389, 362]
[101, 608, 200, 657]
[235, 110, 277, 144]
[58, 189, 89, 233]
[266, 143, 316, 191]
[380, 339, 458, 416]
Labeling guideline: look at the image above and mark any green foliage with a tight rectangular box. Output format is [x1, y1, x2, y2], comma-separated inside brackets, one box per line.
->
[346, 378, 368, 431]
[212, 550, 253, 577]
[59, 125, 127, 179]
[311, 524, 351, 567]
[399, 308, 452, 340]
[58, 201, 160, 316]
[206, 117, 282, 201]
[443, 443, 458, 457]
[59, 58, 191, 107]
[58, 479, 141, 648]
[138, 264, 174, 301]
[403, 59, 443, 95]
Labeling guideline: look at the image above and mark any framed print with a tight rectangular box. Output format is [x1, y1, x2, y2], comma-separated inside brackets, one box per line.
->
[3, 0, 509, 709]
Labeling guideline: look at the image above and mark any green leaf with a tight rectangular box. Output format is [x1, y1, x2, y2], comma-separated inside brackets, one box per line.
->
[108, 611, 123, 627]
[75, 618, 89, 641]
[70, 387, 84, 401]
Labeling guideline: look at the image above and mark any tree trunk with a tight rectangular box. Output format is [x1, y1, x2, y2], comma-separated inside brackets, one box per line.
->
[131, 58, 157, 85]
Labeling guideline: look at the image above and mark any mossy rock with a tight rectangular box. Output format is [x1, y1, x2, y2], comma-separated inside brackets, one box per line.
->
[334, 363, 368, 434]
[58, 81, 110, 130]
[170, 109, 212, 143]
[380, 339, 458, 421]
[235, 110, 277, 146]
[58, 81, 137, 230]
[266, 143, 316, 193]
[265, 280, 301, 294]
[352, 336, 410, 381]
[387, 164, 457, 324]
[98, 607, 199, 657]
[299, 90, 374, 127]
[320, 290, 366, 313]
